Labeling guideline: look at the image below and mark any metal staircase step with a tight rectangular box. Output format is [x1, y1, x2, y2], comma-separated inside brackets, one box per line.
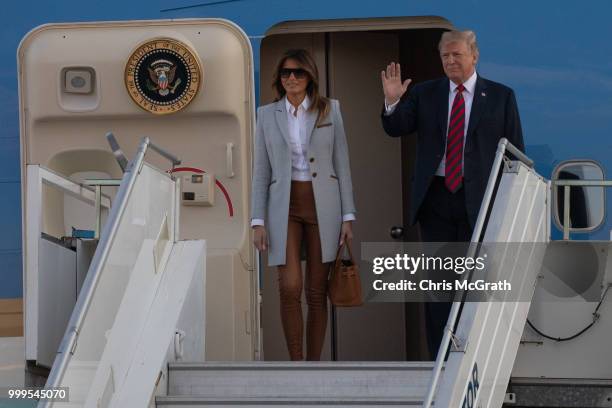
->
[155, 395, 424, 407]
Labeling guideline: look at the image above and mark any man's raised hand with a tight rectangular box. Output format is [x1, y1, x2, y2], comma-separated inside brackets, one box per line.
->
[381, 62, 411, 106]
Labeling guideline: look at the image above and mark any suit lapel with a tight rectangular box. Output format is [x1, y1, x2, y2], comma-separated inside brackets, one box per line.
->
[436, 78, 450, 143]
[274, 99, 292, 147]
[466, 75, 488, 139]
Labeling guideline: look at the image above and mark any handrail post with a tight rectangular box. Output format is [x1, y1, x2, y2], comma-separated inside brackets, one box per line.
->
[85, 180, 122, 240]
[563, 185, 571, 240]
[94, 185, 101, 239]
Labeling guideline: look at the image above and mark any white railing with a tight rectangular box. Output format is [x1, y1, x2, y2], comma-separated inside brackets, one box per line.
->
[40, 137, 182, 407]
[424, 139, 545, 408]
[25, 165, 112, 365]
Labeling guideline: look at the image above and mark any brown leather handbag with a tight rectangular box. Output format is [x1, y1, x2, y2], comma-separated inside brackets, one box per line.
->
[328, 242, 363, 307]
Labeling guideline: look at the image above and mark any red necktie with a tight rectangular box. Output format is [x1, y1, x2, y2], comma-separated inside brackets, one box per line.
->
[445, 84, 465, 192]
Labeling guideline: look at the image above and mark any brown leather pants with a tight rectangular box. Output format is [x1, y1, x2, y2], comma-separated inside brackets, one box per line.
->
[277, 181, 330, 361]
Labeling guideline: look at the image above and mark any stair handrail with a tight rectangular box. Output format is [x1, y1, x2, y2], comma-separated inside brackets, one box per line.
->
[40, 136, 180, 407]
[422, 138, 533, 408]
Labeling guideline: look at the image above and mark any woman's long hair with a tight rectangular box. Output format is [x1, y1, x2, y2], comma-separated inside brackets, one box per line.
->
[272, 49, 330, 125]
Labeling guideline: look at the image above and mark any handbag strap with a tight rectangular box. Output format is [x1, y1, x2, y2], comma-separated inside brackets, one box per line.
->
[335, 241, 355, 265]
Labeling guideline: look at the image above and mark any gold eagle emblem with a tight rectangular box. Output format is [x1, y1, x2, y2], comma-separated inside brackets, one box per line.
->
[125, 38, 202, 114]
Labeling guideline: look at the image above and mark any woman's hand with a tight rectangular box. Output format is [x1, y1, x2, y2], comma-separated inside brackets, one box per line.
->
[339, 221, 353, 247]
[253, 226, 268, 251]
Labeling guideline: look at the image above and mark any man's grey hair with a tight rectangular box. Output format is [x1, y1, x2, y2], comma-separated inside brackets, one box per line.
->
[439, 30, 479, 58]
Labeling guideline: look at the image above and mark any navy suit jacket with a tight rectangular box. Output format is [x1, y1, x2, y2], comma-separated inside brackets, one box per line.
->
[381, 75, 525, 228]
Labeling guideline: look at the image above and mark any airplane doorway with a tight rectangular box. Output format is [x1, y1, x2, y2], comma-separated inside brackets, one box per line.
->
[259, 17, 450, 361]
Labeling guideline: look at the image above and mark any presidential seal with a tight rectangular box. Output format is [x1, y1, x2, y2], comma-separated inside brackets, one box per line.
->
[125, 38, 202, 114]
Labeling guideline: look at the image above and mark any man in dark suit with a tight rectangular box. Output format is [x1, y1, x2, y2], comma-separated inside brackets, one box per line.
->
[380, 30, 525, 357]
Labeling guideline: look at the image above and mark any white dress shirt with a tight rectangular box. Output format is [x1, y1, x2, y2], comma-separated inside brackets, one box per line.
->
[286, 96, 313, 181]
[251, 95, 355, 227]
[384, 71, 478, 176]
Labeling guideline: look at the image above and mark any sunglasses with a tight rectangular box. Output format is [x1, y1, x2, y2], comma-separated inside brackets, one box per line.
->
[279, 68, 308, 79]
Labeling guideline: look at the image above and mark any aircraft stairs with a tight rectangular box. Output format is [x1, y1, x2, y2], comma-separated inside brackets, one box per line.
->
[36, 138, 546, 408]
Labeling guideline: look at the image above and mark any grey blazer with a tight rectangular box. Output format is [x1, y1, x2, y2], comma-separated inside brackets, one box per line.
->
[251, 98, 356, 266]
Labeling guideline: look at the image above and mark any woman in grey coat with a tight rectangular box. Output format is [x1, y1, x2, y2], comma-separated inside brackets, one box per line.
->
[251, 49, 356, 361]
